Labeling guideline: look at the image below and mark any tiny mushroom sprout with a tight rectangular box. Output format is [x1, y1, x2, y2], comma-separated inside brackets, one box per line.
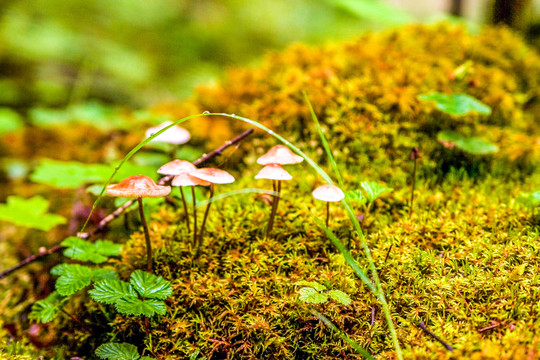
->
[188, 168, 235, 245]
[107, 175, 170, 272]
[158, 160, 197, 230]
[312, 184, 345, 228]
[171, 172, 211, 245]
[256, 145, 303, 238]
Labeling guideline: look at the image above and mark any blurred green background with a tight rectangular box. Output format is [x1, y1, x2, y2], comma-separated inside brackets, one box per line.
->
[1, 0, 537, 110]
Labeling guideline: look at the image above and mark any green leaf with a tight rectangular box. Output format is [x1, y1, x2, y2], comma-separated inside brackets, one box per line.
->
[328, 290, 352, 306]
[345, 190, 367, 205]
[92, 269, 120, 282]
[418, 92, 491, 116]
[295, 280, 326, 291]
[89, 280, 138, 304]
[30, 159, 157, 188]
[298, 287, 328, 304]
[115, 296, 167, 317]
[0, 195, 66, 231]
[517, 191, 540, 207]
[95, 342, 140, 360]
[360, 182, 393, 203]
[61, 237, 122, 263]
[29, 292, 66, 323]
[437, 130, 499, 155]
[0, 107, 23, 135]
[51, 264, 95, 296]
[129, 270, 173, 300]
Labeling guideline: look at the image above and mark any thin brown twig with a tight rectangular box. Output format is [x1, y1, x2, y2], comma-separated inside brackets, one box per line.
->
[0, 128, 254, 279]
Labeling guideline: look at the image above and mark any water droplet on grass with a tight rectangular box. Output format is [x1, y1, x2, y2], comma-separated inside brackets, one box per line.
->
[203, 111, 210, 115]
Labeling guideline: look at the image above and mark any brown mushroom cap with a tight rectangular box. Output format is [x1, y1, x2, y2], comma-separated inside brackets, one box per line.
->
[158, 159, 197, 175]
[107, 175, 171, 198]
[257, 145, 303, 165]
[146, 121, 190, 145]
[254, 164, 292, 181]
[172, 172, 211, 187]
[189, 168, 235, 184]
[312, 184, 345, 202]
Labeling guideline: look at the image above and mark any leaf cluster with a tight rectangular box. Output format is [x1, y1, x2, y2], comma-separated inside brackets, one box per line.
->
[296, 280, 352, 306]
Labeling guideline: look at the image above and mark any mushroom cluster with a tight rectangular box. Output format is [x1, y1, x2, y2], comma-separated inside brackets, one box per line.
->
[254, 145, 303, 238]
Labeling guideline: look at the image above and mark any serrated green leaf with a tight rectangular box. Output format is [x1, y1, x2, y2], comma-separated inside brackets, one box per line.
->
[437, 130, 498, 155]
[418, 92, 491, 116]
[328, 290, 352, 306]
[52, 264, 95, 296]
[30, 159, 157, 189]
[129, 270, 172, 300]
[0, 195, 66, 231]
[360, 182, 393, 203]
[93, 269, 120, 282]
[345, 190, 367, 204]
[89, 280, 138, 304]
[61, 237, 122, 263]
[115, 296, 167, 317]
[95, 342, 140, 360]
[29, 292, 66, 323]
[295, 280, 326, 291]
[298, 287, 328, 304]
[0, 107, 23, 135]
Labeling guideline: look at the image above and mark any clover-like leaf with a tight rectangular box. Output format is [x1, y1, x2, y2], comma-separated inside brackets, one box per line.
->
[328, 290, 352, 306]
[360, 182, 393, 203]
[61, 237, 122, 263]
[295, 280, 326, 291]
[29, 292, 67, 323]
[298, 287, 328, 304]
[437, 130, 498, 155]
[129, 270, 173, 300]
[51, 264, 95, 296]
[115, 296, 167, 317]
[345, 190, 367, 205]
[95, 342, 140, 360]
[418, 92, 491, 116]
[89, 280, 138, 304]
[0, 195, 66, 231]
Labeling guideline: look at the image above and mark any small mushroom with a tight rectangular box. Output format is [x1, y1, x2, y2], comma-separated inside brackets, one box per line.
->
[312, 184, 345, 228]
[158, 160, 197, 230]
[254, 164, 292, 238]
[188, 168, 235, 244]
[146, 121, 190, 158]
[107, 175, 171, 272]
[172, 173, 211, 245]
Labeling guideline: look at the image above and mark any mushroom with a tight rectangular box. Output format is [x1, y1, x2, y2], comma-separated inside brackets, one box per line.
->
[145, 121, 191, 158]
[158, 160, 197, 230]
[255, 145, 303, 238]
[312, 184, 345, 228]
[107, 175, 171, 272]
[171, 172, 211, 245]
[254, 164, 292, 238]
[188, 168, 235, 244]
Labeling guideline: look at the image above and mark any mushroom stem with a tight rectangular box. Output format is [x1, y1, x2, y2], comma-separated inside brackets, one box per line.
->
[198, 184, 214, 245]
[191, 186, 197, 246]
[265, 180, 281, 238]
[326, 201, 330, 228]
[409, 156, 417, 217]
[179, 187, 190, 231]
[137, 197, 153, 272]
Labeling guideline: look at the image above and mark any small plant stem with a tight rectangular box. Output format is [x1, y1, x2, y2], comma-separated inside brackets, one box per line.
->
[191, 186, 197, 246]
[60, 308, 93, 334]
[179, 187, 190, 231]
[478, 323, 500, 333]
[137, 197, 153, 272]
[409, 157, 417, 217]
[418, 321, 453, 352]
[265, 180, 280, 238]
[145, 317, 150, 336]
[198, 184, 214, 245]
[326, 202, 330, 228]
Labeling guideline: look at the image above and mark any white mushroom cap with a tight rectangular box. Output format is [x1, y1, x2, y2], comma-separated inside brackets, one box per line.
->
[158, 159, 197, 175]
[255, 164, 292, 181]
[189, 168, 235, 184]
[312, 184, 345, 202]
[257, 145, 303, 165]
[146, 121, 190, 145]
[172, 173, 210, 187]
[107, 175, 171, 198]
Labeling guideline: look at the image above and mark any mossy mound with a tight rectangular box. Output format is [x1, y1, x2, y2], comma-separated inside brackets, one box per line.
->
[158, 23, 539, 182]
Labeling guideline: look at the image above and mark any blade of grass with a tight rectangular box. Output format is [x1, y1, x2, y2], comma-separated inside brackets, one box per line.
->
[312, 310, 376, 360]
